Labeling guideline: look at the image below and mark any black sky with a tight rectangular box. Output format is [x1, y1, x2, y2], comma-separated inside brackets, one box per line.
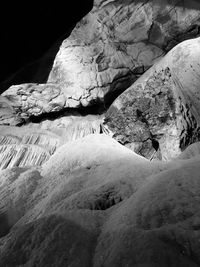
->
[0, 1, 93, 85]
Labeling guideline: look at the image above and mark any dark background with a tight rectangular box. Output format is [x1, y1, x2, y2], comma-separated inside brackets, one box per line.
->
[0, 1, 93, 89]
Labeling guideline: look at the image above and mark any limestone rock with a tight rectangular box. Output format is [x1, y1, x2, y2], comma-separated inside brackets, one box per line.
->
[178, 142, 200, 160]
[35, 113, 103, 142]
[2, 1, 200, 266]
[0, 111, 104, 170]
[0, 96, 23, 125]
[0, 126, 61, 170]
[2, 0, 200, 119]
[1, 134, 200, 266]
[48, 0, 200, 107]
[2, 83, 67, 119]
[104, 37, 200, 160]
[2, 82, 101, 120]
[0, 213, 100, 267]
[93, 159, 200, 267]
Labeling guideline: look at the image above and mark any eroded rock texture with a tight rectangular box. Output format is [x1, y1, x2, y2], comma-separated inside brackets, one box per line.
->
[2, 2, 200, 266]
[0, 126, 61, 170]
[2, 0, 200, 122]
[48, 0, 200, 107]
[0, 112, 103, 170]
[104, 37, 200, 160]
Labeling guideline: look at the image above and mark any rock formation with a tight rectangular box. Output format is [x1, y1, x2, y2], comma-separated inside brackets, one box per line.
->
[48, 0, 200, 107]
[0, 126, 61, 170]
[1, 134, 200, 266]
[1, 0, 200, 266]
[104, 37, 200, 160]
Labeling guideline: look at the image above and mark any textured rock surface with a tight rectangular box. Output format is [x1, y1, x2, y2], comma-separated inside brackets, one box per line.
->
[2, 0, 200, 120]
[48, 0, 200, 107]
[104, 37, 200, 160]
[2, 1, 200, 266]
[178, 142, 200, 160]
[94, 158, 200, 267]
[1, 135, 200, 266]
[0, 113, 103, 169]
[0, 96, 23, 126]
[2, 83, 67, 120]
[0, 126, 61, 170]
[38, 113, 103, 141]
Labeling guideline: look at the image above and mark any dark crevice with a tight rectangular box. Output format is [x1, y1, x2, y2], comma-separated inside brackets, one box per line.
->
[152, 139, 160, 151]
[27, 103, 105, 124]
[90, 194, 124, 211]
[14, 72, 139, 125]
[103, 72, 137, 109]
[86, 182, 133, 211]
[179, 100, 200, 151]
[164, 24, 200, 52]
[92, 196, 123, 210]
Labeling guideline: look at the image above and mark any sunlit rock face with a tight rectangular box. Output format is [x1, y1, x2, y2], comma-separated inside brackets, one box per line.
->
[2, 83, 67, 119]
[48, 0, 200, 107]
[104, 37, 200, 160]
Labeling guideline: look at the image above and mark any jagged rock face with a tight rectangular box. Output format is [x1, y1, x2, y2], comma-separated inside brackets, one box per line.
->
[2, 83, 67, 120]
[2, 0, 200, 120]
[48, 0, 200, 107]
[1, 135, 200, 266]
[1, 82, 105, 122]
[2, 1, 200, 266]
[104, 37, 200, 160]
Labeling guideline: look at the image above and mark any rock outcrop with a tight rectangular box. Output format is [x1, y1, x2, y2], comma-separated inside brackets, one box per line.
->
[0, 96, 23, 126]
[48, 0, 200, 107]
[2, 0, 200, 121]
[2, 1, 200, 266]
[104, 37, 200, 160]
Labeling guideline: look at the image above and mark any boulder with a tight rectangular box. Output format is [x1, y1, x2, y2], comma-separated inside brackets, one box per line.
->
[48, 0, 200, 107]
[2, 83, 67, 119]
[2, 0, 200, 119]
[104, 37, 200, 160]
